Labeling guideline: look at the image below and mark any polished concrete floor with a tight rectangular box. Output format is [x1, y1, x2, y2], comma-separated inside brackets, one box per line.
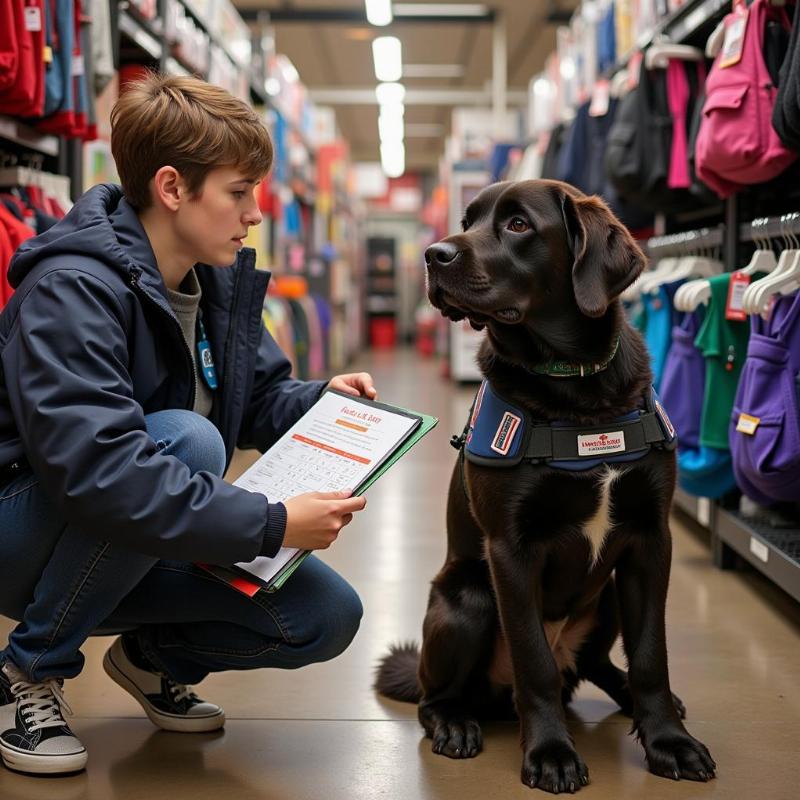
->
[2, 347, 799, 800]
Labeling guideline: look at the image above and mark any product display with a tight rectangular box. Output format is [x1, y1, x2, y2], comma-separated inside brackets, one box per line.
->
[0, 1, 799, 794]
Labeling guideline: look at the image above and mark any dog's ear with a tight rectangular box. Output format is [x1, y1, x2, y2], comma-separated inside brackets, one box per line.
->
[560, 191, 646, 318]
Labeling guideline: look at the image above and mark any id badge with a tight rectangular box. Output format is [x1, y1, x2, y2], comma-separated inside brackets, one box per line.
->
[197, 338, 218, 390]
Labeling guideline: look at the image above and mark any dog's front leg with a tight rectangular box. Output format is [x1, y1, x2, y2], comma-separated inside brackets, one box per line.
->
[616, 533, 716, 782]
[487, 540, 590, 794]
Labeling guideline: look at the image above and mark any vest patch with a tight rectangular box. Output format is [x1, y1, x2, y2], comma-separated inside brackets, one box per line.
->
[577, 430, 626, 456]
[655, 400, 675, 439]
[490, 412, 521, 455]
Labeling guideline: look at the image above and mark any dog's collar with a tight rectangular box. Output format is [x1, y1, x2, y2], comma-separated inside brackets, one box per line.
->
[525, 334, 621, 378]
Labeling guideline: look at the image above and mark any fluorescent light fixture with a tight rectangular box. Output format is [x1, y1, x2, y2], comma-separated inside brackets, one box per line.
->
[375, 82, 406, 105]
[365, 0, 393, 26]
[378, 112, 404, 143]
[378, 103, 404, 128]
[394, 4, 489, 17]
[381, 141, 405, 178]
[372, 36, 402, 82]
[403, 64, 464, 78]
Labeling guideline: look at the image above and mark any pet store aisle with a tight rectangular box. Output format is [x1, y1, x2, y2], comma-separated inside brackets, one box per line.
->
[0, 347, 798, 800]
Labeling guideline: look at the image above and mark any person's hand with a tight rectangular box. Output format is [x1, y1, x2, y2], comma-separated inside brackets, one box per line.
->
[282, 490, 367, 550]
[327, 372, 378, 400]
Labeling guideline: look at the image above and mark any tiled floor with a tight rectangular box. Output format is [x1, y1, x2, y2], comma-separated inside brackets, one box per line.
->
[2, 347, 799, 799]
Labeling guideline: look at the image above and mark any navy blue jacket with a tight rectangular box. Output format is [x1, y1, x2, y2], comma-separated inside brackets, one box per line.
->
[0, 184, 325, 565]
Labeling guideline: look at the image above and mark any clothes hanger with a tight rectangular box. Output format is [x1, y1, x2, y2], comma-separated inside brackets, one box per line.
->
[637, 255, 679, 295]
[644, 38, 704, 70]
[645, 234, 723, 295]
[671, 238, 725, 310]
[742, 217, 786, 313]
[744, 216, 800, 314]
[609, 68, 630, 98]
[737, 217, 779, 277]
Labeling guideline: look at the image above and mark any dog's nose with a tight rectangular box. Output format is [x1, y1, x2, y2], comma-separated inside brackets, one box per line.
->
[425, 242, 460, 267]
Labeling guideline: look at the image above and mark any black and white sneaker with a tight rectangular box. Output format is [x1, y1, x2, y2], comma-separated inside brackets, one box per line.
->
[103, 636, 225, 733]
[0, 661, 88, 774]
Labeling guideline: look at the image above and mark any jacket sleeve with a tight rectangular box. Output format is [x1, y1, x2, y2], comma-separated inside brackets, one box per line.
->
[3, 269, 277, 564]
[237, 323, 327, 453]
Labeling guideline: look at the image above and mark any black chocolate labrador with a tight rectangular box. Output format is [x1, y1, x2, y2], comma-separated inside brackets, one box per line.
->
[376, 180, 715, 793]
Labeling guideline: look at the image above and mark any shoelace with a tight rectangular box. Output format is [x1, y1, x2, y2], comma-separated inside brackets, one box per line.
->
[168, 681, 199, 705]
[11, 679, 74, 732]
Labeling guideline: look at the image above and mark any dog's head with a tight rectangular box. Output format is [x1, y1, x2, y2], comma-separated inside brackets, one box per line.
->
[424, 180, 646, 332]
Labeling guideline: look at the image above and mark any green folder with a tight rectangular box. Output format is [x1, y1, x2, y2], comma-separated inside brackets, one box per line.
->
[265, 405, 438, 591]
[202, 399, 438, 593]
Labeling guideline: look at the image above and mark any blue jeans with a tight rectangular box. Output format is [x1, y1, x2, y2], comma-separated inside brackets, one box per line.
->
[0, 410, 362, 684]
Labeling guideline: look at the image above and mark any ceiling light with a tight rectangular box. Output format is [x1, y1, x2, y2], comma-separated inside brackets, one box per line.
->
[394, 4, 489, 17]
[381, 141, 405, 178]
[375, 82, 406, 105]
[378, 112, 404, 143]
[378, 103, 405, 128]
[372, 36, 402, 82]
[365, 0, 393, 26]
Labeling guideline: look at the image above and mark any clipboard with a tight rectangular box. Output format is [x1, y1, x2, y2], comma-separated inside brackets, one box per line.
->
[199, 391, 438, 593]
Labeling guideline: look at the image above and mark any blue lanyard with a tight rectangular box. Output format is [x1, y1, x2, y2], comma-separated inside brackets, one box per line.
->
[196, 309, 218, 391]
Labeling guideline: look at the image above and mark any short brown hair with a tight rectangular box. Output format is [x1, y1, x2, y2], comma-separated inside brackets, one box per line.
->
[111, 73, 273, 210]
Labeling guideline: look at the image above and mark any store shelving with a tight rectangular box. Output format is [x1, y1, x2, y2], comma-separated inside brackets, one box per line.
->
[715, 509, 800, 602]
[0, 116, 59, 157]
[673, 487, 715, 528]
[118, 8, 163, 61]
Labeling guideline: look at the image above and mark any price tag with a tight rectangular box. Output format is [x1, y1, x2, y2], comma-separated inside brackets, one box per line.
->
[725, 270, 750, 320]
[720, 9, 749, 69]
[589, 79, 610, 117]
[25, 5, 42, 32]
[749, 537, 769, 563]
[72, 55, 85, 77]
[736, 413, 760, 435]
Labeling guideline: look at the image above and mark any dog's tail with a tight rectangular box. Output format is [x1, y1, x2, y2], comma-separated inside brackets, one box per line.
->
[374, 642, 422, 703]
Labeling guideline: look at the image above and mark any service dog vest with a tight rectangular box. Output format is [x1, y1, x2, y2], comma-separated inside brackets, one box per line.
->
[455, 381, 676, 471]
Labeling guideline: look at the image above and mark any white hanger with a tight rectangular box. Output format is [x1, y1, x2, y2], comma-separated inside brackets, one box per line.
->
[742, 217, 786, 313]
[674, 277, 711, 311]
[645, 233, 723, 295]
[743, 216, 800, 315]
[738, 218, 778, 277]
[609, 68, 630, 98]
[0, 166, 35, 187]
[645, 39, 704, 70]
[637, 256, 679, 295]
[706, 21, 726, 58]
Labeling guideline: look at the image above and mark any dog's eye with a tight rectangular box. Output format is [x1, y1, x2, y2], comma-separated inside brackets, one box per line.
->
[507, 217, 529, 233]
[460, 216, 469, 232]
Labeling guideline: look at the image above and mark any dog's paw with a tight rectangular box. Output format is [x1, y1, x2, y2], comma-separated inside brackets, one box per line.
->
[521, 740, 589, 794]
[642, 729, 716, 782]
[671, 691, 687, 719]
[430, 717, 482, 759]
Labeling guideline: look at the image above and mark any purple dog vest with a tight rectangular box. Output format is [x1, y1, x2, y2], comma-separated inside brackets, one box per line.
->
[730, 290, 800, 505]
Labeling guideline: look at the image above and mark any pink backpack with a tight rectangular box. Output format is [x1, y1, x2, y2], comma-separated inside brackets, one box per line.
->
[695, 0, 797, 198]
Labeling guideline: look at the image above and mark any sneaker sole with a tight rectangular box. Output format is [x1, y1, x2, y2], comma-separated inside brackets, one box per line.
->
[0, 740, 87, 775]
[102, 649, 225, 733]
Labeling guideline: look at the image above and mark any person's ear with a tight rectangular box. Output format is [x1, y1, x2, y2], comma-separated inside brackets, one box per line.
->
[151, 166, 184, 212]
[560, 189, 646, 318]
